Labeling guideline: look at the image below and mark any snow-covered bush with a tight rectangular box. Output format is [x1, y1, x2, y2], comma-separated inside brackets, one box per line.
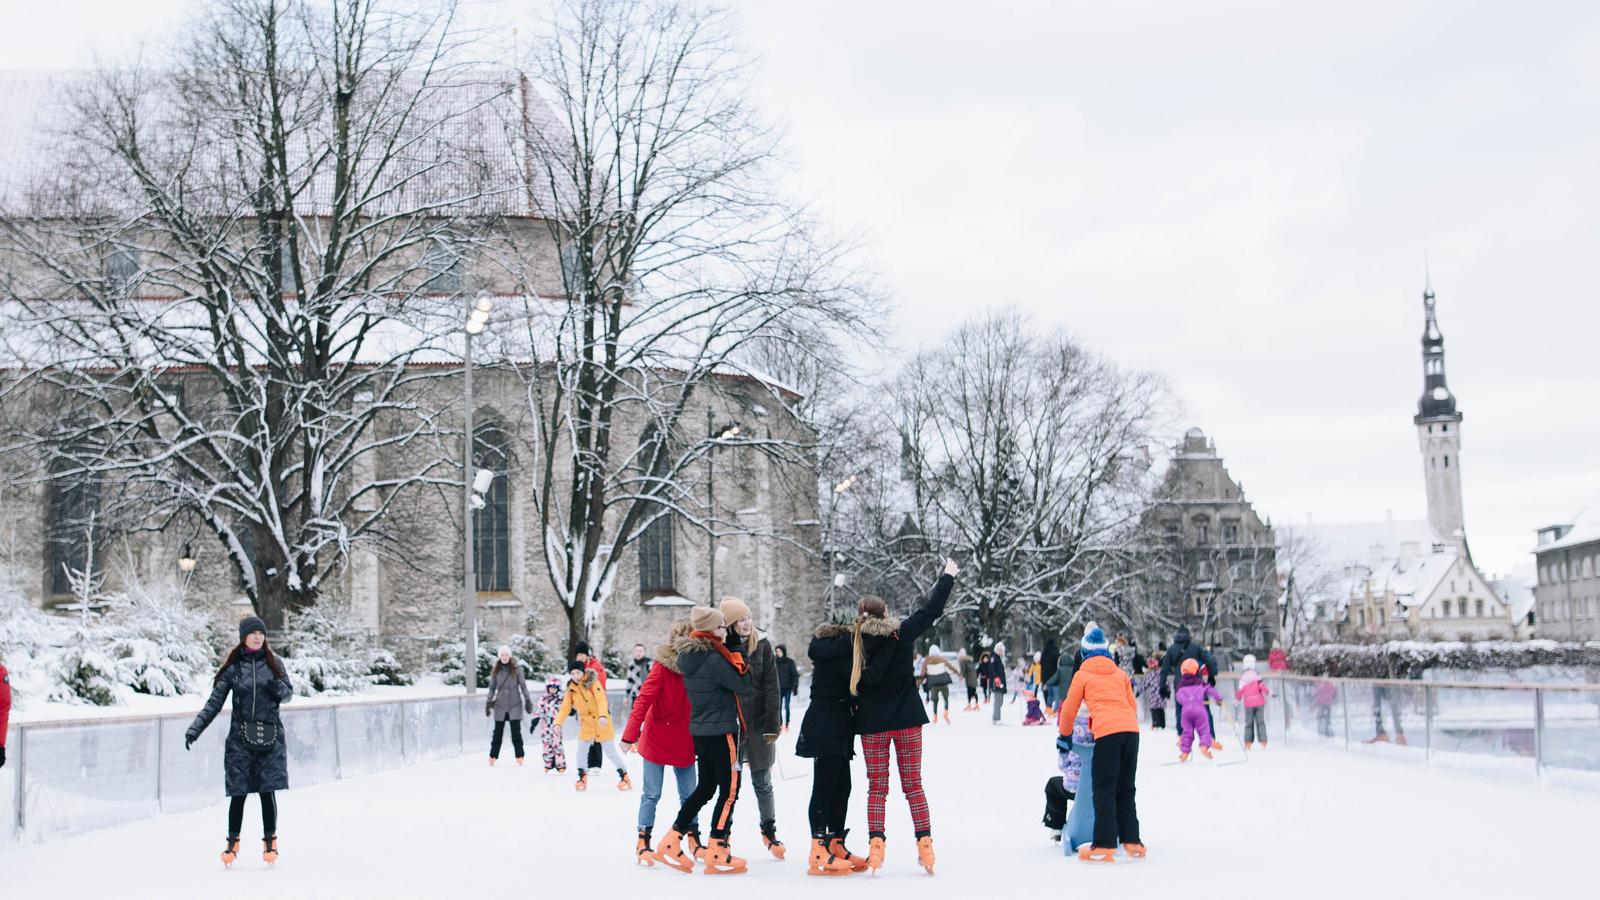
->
[100, 581, 227, 696]
[433, 626, 555, 684]
[434, 638, 496, 687]
[51, 634, 124, 706]
[281, 601, 375, 695]
[367, 647, 415, 686]
[1292, 640, 1600, 679]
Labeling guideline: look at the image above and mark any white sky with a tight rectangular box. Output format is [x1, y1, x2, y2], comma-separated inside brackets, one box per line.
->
[6, 0, 1597, 576]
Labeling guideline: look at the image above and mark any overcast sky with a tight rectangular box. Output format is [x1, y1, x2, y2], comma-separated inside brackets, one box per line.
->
[5, 0, 1596, 576]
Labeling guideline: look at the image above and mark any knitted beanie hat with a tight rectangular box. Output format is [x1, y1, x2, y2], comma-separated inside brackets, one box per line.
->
[689, 606, 725, 633]
[1080, 626, 1109, 652]
[717, 596, 751, 628]
[238, 616, 267, 640]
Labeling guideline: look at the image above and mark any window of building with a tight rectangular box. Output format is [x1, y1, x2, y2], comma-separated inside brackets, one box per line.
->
[1195, 522, 1210, 544]
[472, 426, 511, 592]
[49, 468, 102, 596]
[1223, 522, 1240, 544]
[1475, 599, 1484, 618]
[424, 239, 464, 293]
[560, 240, 584, 298]
[1443, 455, 1449, 468]
[1197, 559, 1212, 579]
[104, 245, 140, 295]
[637, 510, 675, 594]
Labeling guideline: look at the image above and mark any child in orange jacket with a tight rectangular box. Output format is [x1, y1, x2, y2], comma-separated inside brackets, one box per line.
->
[1057, 626, 1144, 863]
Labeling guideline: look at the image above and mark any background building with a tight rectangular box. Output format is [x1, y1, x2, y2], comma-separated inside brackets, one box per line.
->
[1533, 508, 1600, 641]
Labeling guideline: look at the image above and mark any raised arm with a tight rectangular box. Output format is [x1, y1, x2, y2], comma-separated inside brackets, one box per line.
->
[899, 561, 959, 644]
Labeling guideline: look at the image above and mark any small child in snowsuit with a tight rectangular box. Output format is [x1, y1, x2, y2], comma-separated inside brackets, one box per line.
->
[1234, 654, 1271, 749]
[554, 660, 631, 791]
[1176, 658, 1223, 761]
[536, 677, 568, 773]
[1023, 690, 1047, 726]
[1044, 714, 1096, 848]
[1140, 656, 1166, 729]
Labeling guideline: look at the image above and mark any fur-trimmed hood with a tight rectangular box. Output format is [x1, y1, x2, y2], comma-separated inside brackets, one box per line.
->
[814, 622, 851, 640]
[653, 641, 682, 673]
[858, 615, 902, 638]
[673, 633, 721, 655]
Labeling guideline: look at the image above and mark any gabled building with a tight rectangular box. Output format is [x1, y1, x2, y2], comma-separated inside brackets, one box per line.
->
[1532, 506, 1600, 641]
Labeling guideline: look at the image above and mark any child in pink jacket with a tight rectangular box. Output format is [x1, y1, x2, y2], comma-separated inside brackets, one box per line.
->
[1235, 654, 1271, 749]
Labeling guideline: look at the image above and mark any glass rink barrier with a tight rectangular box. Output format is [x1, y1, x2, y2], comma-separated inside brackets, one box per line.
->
[1215, 673, 1600, 781]
[3, 690, 628, 846]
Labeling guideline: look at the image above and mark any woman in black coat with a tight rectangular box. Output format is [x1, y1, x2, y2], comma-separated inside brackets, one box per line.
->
[186, 616, 294, 868]
[851, 558, 959, 874]
[794, 623, 863, 875]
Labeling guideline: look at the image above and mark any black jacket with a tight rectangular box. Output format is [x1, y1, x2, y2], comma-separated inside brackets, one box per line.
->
[187, 651, 293, 797]
[775, 653, 800, 694]
[676, 632, 754, 737]
[736, 633, 782, 770]
[855, 573, 955, 735]
[795, 624, 855, 759]
[980, 655, 1009, 690]
[1161, 628, 1219, 693]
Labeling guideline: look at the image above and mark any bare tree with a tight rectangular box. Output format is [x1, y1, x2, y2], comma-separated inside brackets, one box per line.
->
[0, 0, 511, 629]
[507, 0, 878, 651]
[1273, 523, 1333, 651]
[873, 310, 1169, 646]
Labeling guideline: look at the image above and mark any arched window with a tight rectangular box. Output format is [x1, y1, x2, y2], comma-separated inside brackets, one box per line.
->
[473, 426, 511, 592]
[48, 465, 102, 596]
[638, 510, 675, 594]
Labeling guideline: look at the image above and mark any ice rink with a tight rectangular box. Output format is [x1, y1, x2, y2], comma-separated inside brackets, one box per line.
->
[1, 702, 1588, 898]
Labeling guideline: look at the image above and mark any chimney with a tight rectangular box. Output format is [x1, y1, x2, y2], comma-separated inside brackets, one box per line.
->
[1398, 541, 1419, 570]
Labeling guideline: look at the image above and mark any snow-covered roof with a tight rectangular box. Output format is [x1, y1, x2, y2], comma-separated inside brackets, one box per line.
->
[1535, 500, 1600, 554]
[0, 69, 566, 218]
[1306, 518, 1440, 570]
[1491, 563, 1537, 624]
[1373, 547, 1457, 608]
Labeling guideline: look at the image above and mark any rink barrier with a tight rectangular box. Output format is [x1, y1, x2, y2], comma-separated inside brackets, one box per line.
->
[1, 688, 629, 848]
[1211, 672, 1599, 780]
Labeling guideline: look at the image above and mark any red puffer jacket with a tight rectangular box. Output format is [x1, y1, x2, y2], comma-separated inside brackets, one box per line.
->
[621, 644, 694, 768]
[1, 662, 12, 750]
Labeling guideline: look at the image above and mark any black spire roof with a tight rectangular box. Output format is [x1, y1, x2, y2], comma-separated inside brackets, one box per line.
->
[1414, 280, 1462, 424]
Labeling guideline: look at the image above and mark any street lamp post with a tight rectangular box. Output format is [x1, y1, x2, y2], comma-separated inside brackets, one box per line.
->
[463, 294, 493, 694]
[177, 542, 197, 604]
[823, 474, 858, 619]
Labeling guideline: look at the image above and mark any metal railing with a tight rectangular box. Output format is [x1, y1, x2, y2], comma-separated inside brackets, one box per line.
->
[1210, 672, 1600, 780]
[2, 689, 629, 848]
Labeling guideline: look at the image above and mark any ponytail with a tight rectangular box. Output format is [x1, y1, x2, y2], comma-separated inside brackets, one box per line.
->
[848, 595, 888, 697]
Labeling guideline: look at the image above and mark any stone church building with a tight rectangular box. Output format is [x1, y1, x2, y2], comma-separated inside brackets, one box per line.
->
[0, 72, 827, 670]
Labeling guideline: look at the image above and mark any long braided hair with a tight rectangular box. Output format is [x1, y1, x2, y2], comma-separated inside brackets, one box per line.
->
[848, 595, 888, 697]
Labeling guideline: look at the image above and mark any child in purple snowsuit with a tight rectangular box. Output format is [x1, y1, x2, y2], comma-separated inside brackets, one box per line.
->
[1175, 667, 1222, 757]
[1140, 660, 1166, 729]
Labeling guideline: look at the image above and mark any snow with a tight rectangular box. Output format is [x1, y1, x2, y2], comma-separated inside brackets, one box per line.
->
[11, 676, 473, 725]
[1, 702, 1593, 897]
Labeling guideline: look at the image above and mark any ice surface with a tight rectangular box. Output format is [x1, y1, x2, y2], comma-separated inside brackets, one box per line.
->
[0, 699, 1593, 897]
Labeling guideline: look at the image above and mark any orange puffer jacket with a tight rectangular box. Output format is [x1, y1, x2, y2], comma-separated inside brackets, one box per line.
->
[1057, 655, 1138, 739]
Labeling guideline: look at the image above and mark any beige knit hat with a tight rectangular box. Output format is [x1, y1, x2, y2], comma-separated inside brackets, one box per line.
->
[718, 595, 751, 628]
[689, 606, 725, 632]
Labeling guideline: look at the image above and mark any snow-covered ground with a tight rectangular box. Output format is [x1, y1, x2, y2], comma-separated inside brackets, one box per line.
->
[1, 702, 1590, 898]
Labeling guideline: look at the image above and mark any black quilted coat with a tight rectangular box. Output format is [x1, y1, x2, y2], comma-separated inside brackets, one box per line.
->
[187, 651, 294, 796]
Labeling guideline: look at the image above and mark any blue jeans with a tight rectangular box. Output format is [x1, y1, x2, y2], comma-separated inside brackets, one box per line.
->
[639, 758, 698, 830]
[781, 690, 794, 725]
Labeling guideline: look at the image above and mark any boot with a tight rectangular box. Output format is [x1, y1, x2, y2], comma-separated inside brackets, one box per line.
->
[866, 835, 886, 875]
[1363, 733, 1390, 744]
[636, 827, 655, 866]
[617, 769, 633, 791]
[1244, 741, 1253, 750]
[1178, 752, 1189, 762]
[687, 829, 707, 861]
[760, 821, 786, 860]
[516, 756, 525, 766]
[807, 837, 852, 876]
[1395, 734, 1408, 746]
[829, 829, 868, 872]
[1078, 845, 1115, 863]
[651, 828, 695, 873]
[488, 756, 497, 766]
[221, 835, 240, 868]
[1211, 740, 1224, 751]
[575, 770, 589, 791]
[1123, 842, 1147, 859]
[943, 710, 951, 724]
[262, 835, 279, 866]
[1201, 746, 1213, 760]
[702, 837, 748, 875]
[1259, 741, 1268, 749]
[916, 835, 936, 874]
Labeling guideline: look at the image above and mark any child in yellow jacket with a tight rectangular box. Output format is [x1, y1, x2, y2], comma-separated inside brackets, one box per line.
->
[555, 659, 631, 791]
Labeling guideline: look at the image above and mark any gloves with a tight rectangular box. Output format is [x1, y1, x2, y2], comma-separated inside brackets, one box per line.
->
[1055, 734, 1072, 754]
[485, 705, 492, 718]
[525, 702, 534, 716]
[0, 746, 7, 768]
[184, 735, 195, 751]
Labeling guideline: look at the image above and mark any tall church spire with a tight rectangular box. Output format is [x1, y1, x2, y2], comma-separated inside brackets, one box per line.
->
[1412, 278, 1466, 547]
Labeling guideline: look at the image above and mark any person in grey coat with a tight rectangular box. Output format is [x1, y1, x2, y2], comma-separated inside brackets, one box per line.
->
[186, 616, 293, 867]
[485, 645, 534, 764]
[721, 596, 785, 858]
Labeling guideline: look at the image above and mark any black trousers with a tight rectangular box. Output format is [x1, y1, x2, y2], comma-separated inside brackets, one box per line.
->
[1042, 775, 1072, 829]
[588, 741, 603, 769]
[1090, 731, 1140, 849]
[228, 792, 277, 838]
[490, 718, 526, 759]
[674, 733, 740, 838]
[808, 755, 853, 836]
[1150, 707, 1166, 729]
